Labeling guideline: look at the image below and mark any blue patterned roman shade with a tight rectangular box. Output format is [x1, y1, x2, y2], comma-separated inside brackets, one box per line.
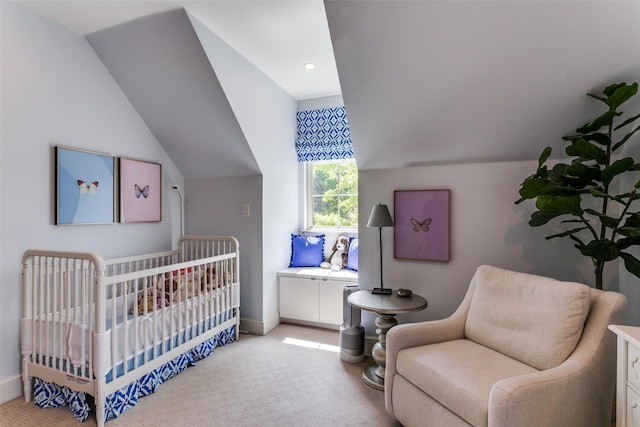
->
[295, 106, 354, 162]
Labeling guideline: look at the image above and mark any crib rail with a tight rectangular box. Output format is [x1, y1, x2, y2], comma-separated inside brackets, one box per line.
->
[105, 250, 179, 276]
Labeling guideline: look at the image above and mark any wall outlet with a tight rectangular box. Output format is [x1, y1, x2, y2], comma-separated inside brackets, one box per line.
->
[242, 204, 250, 217]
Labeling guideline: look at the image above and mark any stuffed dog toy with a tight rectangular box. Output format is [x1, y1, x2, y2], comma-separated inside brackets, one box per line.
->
[321, 235, 350, 271]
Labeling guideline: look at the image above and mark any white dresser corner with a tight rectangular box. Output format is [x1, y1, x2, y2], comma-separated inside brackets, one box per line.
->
[609, 325, 640, 427]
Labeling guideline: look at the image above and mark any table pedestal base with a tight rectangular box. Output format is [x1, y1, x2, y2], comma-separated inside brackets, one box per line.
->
[362, 363, 384, 390]
[362, 313, 398, 390]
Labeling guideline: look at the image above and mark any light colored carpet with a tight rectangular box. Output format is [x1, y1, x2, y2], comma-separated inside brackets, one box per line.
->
[1, 323, 401, 426]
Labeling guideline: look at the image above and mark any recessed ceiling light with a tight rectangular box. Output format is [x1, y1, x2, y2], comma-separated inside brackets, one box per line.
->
[304, 62, 316, 70]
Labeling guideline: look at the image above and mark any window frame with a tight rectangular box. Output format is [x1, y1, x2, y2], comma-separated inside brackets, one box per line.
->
[304, 159, 358, 232]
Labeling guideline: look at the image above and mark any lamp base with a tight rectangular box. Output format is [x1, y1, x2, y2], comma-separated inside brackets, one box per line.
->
[371, 287, 393, 295]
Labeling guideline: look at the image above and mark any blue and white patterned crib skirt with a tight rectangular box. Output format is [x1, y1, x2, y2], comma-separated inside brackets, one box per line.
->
[33, 325, 235, 422]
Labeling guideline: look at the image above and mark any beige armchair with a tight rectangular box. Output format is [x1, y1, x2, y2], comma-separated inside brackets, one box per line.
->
[385, 265, 627, 427]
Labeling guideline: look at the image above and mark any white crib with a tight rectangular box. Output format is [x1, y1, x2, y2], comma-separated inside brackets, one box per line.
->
[21, 236, 240, 426]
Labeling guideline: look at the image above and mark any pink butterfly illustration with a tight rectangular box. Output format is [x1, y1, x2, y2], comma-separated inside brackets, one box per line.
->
[78, 180, 98, 195]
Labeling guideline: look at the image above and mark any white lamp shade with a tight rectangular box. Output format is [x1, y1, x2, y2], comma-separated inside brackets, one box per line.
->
[367, 204, 394, 228]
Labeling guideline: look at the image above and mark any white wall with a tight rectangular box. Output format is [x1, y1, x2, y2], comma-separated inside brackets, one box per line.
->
[185, 176, 263, 327]
[0, 3, 183, 403]
[298, 95, 344, 112]
[357, 160, 620, 333]
[189, 11, 299, 334]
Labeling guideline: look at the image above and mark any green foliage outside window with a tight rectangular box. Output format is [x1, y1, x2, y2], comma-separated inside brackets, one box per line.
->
[310, 160, 358, 228]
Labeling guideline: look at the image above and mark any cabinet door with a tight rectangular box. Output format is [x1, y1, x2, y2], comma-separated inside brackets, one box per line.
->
[279, 276, 319, 322]
[319, 280, 345, 325]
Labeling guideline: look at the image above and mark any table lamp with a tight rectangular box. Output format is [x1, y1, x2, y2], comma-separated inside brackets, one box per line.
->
[367, 203, 394, 295]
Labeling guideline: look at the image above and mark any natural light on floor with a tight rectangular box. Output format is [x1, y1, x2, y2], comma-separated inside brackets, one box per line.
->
[283, 337, 340, 353]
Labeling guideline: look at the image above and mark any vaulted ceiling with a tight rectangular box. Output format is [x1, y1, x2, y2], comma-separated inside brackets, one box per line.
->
[15, 1, 640, 178]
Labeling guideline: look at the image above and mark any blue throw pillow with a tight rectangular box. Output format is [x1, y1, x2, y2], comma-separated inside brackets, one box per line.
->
[289, 234, 325, 267]
[346, 237, 358, 271]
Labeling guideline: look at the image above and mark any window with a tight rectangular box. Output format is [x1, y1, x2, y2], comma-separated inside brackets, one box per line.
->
[306, 159, 358, 229]
[295, 106, 356, 229]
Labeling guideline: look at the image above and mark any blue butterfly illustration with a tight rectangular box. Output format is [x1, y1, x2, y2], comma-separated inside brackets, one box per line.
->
[134, 184, 150, 199]
[410, 218, 431, 232]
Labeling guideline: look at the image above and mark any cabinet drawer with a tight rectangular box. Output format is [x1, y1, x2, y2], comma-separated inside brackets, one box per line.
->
[628, 385, 640, 427]
[629, 342, 640, 392]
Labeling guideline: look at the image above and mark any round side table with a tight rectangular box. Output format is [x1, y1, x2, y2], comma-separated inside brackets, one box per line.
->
[347, 290, 428, 390]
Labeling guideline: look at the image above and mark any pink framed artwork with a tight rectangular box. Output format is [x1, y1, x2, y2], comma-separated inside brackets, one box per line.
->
[119, 157, 162, 223]
[394, 189, 450, 262]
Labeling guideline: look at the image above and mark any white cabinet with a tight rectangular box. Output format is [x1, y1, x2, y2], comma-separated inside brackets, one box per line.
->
[278, 268, 358, 330]
[609, 325, 640, 427]
[279, 276, 320, 322]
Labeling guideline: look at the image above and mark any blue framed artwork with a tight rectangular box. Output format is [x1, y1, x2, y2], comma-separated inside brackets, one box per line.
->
[56, 146, 116, 225]
[119, 157, 162, 223]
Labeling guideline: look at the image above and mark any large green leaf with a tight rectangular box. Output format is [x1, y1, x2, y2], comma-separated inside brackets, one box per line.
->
[619, 252, 640, 279]
[519, 178, 554, 199]
[566, 163, 601, 180]
[537, 146, 552, 170]
[536, 195, 582, 215]
[588, 188, 624, 202]
[528, 211, 560, 227]
[563, 132, 611, 146]
[519, 179, 579, 199]
[565, 139, 607, 164]
[602, 157, 635, 187]
[577, 110, 621, 134]
[617, 236, 640, 250]
[579, 239, 618, 261]
[617, 227, 640, 238]
[614, 112, 640, 131]
[612, 125, 640, 152]
[623, 213, 640, 228]
[603, 82, 638, 110]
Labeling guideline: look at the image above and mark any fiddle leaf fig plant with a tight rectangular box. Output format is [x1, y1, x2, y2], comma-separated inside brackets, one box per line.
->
[516, 82, 640, 289]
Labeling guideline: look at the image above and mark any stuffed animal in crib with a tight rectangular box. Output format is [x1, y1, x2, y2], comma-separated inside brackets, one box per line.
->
[133, 286, 170, 315]
[201, 266, 232, 291]
[321, 235, 350, 271]
[171, 267, 203, 300]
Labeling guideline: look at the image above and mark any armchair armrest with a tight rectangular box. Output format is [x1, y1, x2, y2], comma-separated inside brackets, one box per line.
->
[489, 356, 610, 427]
[385, 313, 467, 414]
[489, 290, 626, 427]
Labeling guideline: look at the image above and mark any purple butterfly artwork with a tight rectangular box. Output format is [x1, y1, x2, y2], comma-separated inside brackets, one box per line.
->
[134, 184, 149, 199]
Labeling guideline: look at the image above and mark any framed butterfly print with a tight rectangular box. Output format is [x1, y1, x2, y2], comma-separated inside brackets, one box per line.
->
[55, 146, 116, 225]
[119, 157, 162, 223]
[394, 189, 450, 262]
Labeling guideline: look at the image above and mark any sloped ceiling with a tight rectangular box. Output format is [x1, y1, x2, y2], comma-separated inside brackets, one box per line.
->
[16, 1, 640, 177]
[325, 1, 640, 170]
[86, 8, 260, 179]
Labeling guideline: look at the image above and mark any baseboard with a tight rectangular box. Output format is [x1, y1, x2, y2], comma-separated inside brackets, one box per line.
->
[239, 317, 267, 336]
[263, 313, 281, 335]
[0, 375, 22, 405]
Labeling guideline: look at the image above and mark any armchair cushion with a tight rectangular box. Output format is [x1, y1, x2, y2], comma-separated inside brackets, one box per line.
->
[465, 265, 591, 370]
[397, 339, 537, 426]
